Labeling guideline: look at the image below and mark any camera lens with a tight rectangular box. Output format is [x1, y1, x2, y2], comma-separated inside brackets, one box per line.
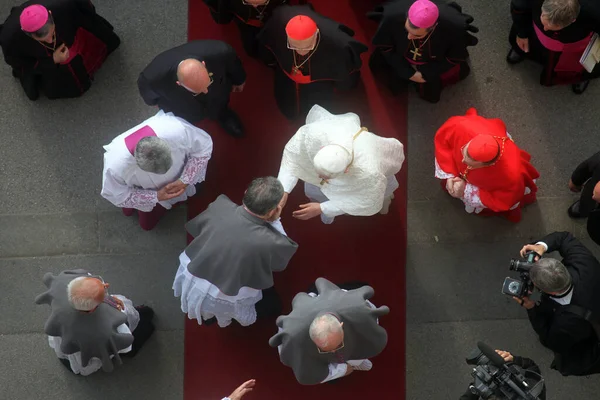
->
[508, 281, 520, 294]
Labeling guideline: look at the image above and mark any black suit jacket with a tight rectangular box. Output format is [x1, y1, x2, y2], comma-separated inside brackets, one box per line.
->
[529, 231, 600, 375]
[137, 40, 246, 123]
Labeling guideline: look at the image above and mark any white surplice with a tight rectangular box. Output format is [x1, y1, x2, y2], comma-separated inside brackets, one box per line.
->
[101, 110, 213, 212]
[173, 219, 288, 328]
[48, 295, 139, 376]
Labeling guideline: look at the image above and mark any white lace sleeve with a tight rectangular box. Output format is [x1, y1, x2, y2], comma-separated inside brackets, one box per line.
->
[277, 164, 299, 193]
[320, 201, 346, 217]
[180, 155, 211, 185]
[434, 158, 455, 179]
[321, 363, 348, 383]
[462, 183, 486, 211]
[116, 188, 158, 212]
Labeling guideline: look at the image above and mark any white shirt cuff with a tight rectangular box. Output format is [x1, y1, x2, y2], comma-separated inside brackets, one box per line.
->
[319, 201, 345, 217]
[535, 242, 548, 252]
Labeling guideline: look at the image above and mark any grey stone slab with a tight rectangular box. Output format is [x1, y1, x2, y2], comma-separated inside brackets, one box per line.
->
[406, 320, 600, 400]
[98, 207, 187, 254]
[0, 330, 183, 400]
[0, 253, 184, 335]
[406, 237, 600, 324]
[407, 196, 588, 245]
[0, 212, 98, 258]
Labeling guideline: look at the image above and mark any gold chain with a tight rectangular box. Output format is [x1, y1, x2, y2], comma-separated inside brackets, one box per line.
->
[410, 25, 436, 52]
[292, 32, 321, 72]
[36, 31, 57, 52]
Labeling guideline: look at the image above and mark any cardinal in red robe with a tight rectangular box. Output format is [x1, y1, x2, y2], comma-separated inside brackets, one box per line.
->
[434, 108, 539, 223]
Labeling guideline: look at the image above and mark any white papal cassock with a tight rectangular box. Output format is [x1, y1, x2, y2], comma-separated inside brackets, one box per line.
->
[277, 105, 405, 224]
[101, 110, 213, 212]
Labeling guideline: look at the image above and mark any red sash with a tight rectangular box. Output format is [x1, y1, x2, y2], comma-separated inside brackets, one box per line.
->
[533, 22, 591, 73]
[283, 68, 312, 84]
[405, 55, 461, 87]
[60, 27, 108, 75]
[124, 125, 157, 155]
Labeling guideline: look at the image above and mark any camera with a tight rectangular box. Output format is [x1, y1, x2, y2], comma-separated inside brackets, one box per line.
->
[501, 251, 537, 298]
[466, 342, 544, 400]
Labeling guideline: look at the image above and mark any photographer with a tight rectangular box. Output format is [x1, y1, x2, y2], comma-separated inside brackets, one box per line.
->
[460, 350, 545, 399]
[517, 231, 600, 376]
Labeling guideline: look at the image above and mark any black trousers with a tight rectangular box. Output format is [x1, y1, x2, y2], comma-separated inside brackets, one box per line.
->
[235, 20, 261, 58]
[255, 287, 282, 318]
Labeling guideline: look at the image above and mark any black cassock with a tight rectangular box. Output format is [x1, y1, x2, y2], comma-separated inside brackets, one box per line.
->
[368, 0, 477, 103]
[137, 40, 246, 125]
[510, 0, 600, 86]
[257, 4, 367, 120]
[528, 232, 600, 376]
[203, 0, 288, 56]
[0, 0, 119, 100]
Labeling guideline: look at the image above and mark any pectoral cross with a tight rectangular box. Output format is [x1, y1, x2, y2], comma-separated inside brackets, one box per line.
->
[410, 48, 422, 61]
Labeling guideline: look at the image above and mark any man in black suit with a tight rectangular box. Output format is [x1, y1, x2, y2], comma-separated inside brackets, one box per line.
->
[517, 232, 600, 376]
[137, 40, 246, 138]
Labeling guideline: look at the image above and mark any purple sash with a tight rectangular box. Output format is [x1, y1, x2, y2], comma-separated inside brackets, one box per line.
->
[124, 125, 157, 155]
[533, 22, 591, 73]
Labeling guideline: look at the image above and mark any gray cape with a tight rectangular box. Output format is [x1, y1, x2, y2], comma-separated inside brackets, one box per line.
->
[35, 269, 133, 372]
[185, 194, 298, 296]
[269, 278, 390, 385]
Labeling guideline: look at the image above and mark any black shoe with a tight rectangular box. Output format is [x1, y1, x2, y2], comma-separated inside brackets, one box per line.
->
[506, 48, 524, 64]
[12, 68, 20, 78]
[21, 75, 40, 101]
[135, 305, 155, 321]
[568, 200, 585, 218]
[572, 80, 590, 94]
[203, 316, 217, 326]
[218, 109, 244, 138]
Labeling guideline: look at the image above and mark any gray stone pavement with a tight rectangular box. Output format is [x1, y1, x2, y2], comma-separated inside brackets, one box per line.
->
[0, 1, 188, 399]
[1, 0, 600, 399]
[406, 0, 600, 399]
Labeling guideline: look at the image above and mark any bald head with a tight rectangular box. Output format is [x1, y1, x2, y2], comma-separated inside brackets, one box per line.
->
[176, 59, 211, 95]
[309, 313, 344, 352]
[67, 277, 105, 311]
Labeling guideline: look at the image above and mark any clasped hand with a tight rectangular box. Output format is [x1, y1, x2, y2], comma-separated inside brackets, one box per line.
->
[157, 179, 188, 201]
[53, 44, 69, 64]
[446, 177, 466, 198]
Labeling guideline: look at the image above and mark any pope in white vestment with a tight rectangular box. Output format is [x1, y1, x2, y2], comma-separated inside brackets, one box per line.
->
[101, 110, 213, 230]
[277, 105, 405, 224]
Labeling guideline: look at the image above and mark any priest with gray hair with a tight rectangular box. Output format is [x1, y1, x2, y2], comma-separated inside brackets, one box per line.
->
[173, 177, 298, 328]
[269, 278, 389, 384]
[36, 270, 155, 375]
[516, 232, 600, 376]
[101, 110, 213, 230]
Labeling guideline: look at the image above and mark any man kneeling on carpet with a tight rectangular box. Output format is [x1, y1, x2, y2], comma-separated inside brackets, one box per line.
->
[269, 278, 389, 385]
[36, 270, 155, 375]
[101, 110, 213, 231]
[277, 104, 405, 224]
[173, 177, 298, 328]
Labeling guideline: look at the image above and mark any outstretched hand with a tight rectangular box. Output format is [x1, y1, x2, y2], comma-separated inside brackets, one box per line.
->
[292, 202, 322, 220]
[228, 379, 256, 400]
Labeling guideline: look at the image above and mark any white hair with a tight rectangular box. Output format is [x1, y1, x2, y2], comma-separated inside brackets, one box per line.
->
[313, 145, 352, 178]
[67, 277, 102, 311]
[309, 314, 343, 348]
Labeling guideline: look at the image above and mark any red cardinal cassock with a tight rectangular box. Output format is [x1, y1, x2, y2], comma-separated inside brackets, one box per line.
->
[434, 108, 539, 222]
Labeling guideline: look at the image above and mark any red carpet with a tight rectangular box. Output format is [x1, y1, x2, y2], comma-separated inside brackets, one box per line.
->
[184, 1, 407, 399]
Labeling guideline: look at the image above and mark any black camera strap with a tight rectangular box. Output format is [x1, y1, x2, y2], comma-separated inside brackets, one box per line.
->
[563, 304, 600, 340]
